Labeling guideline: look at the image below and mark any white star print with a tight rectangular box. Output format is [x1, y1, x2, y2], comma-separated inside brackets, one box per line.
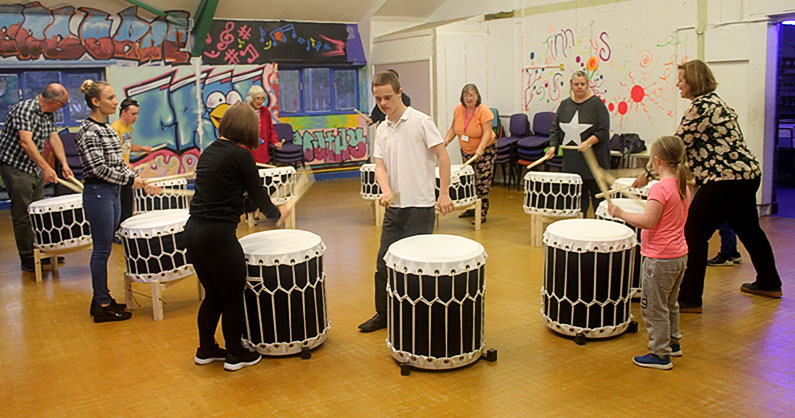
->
[560, 110, 592, 146]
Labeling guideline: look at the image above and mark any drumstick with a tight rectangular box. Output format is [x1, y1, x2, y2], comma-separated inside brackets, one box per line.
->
[580, 144, 612, 204]
[353, 108, 369, 119]
[276, 167, 315, 226]
[56, 177, 82, 194]
[595, 184, 632, 199]
[66, 176, 84, 191]
[145, 171, 195, 184]
[461, 154, 478, 167]
[130, 143, 167, 158]
[525, 153, 552, 171]
[560, 145, 580, 150]
[256, 162, 277, 169]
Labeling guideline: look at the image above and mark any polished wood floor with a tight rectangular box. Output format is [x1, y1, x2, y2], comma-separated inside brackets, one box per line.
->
[1, 177, 793, 417]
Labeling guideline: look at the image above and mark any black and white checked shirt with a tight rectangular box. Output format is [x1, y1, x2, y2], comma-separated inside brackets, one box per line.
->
[75, 118, 137, 185]
[0, 97, 57, 175]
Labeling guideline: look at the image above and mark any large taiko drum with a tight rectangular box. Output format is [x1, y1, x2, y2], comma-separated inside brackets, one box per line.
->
[119, 209, 194, 283]
[385, 234, 488, 370]
[542, 219, 637, 341]
[359, 163, 381, 200]
[28, 194, 92, 251]
[435, 164, 477, 208]
[133, 178, 188, 214]
[259, 166, 296, 205]
[612, 177, 658, 199]
[240, 229, 329, 357]
[595, 199, 647, 297]
[524, 172, 582, 216]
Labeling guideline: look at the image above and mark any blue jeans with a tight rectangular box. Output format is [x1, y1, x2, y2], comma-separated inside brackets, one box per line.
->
[718, 221, 737, 255]
[83, 182, 121, 305]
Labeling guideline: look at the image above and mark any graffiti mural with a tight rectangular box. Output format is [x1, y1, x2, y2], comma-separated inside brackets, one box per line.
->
[522, 22, 690, 132]
[203, 20, 366, 65]
[0, 2, 190, 64]
[280, 114, 368, 166]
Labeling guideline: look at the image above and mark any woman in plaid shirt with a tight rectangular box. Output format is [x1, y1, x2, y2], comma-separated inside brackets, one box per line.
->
[76, 79, 149, 323]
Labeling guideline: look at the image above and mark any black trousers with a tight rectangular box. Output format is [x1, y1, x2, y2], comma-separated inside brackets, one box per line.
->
[679, 178, 782, 306]
[374, 206, 435, 315]
[120, 183, 133, 224]
[581, 179, 603, 217]
[184, 217, 247, 354]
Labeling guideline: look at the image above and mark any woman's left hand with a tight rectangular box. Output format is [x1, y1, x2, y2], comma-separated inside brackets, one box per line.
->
[274, 141, 283, 150]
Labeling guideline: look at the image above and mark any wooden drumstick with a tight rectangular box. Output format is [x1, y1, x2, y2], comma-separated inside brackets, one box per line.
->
[580, 144, 612, 204]
[145, 171, 195, 184]
[461, 154, 478, 167]
[353, 108, 369, 119]
[256, 162, 277, 168]
[559, 145, 580, 151]
[276, 167, 315, 226]
[131, 143, 166, 158]
[66, 176, 84, 191]
[56, 177, 82, 194]
[595, 184, 632, 199]
[525, 153, 553, 171]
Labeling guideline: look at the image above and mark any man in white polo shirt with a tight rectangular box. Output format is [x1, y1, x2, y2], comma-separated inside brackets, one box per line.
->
[358, 71, 454, 333]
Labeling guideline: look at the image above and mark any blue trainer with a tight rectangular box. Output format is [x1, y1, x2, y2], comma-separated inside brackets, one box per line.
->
[633, 353, 672, 370]
[670, 343, 682, 357]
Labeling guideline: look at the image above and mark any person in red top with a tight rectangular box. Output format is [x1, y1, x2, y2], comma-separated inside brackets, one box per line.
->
[608, 135, 692, 370]
[245, 85, 281, 164]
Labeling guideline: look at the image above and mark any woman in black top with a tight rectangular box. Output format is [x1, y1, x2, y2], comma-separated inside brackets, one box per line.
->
[545, 71, 610, 216]
[186, 102, 288, 372]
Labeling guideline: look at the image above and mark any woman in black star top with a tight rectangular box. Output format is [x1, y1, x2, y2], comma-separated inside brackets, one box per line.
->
[185, 102, 289, 371]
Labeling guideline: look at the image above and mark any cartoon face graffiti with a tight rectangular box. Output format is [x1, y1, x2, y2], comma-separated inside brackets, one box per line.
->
[206, 90, 243, 129]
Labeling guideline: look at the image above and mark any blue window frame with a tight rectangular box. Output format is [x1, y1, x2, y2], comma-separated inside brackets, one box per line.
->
[0, 68, 104, 127]
[279, 66, 360, 116]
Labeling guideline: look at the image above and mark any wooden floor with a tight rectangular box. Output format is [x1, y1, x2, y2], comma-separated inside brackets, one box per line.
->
[1, 177, 793, 417]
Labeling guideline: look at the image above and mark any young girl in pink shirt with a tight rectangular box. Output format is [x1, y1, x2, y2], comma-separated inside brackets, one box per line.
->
[609, 135, 692, 370]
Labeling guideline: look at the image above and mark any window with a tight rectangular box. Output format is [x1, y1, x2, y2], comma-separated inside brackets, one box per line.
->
[279, 66, 360, 116]
[0, 68, 104, 127]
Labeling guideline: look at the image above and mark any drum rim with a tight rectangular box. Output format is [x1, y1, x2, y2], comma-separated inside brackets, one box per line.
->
[125, 264, 195, 283]
[595, 198, 646, 220]
[258, 166, 297, 176]
[119, 209, 190, 238]
[543, 218, 636, 252]
[240, 229, 326, 266]
[523, 171, 583, 183]
[384, 234, 487, 276]
[27, 194, 84, 212]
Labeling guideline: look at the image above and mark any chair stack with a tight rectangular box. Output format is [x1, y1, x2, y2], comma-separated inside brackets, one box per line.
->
[495, 114, 530, 189]
[271, 123, 303, 167]
[516, 112, 555, 185]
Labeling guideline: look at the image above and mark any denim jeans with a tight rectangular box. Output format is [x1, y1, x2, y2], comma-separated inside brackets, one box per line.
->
[83, 182, 121, 305]
[718, 221, 737, 255]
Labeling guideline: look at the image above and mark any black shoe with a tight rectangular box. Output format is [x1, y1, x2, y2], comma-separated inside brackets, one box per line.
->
[90, 298, 127, 316]
[41, 256, 65, 266]
[740, 282, 782, 298]
[224, 349, 261, 371]
[195, 345, 227, 365]
[358, 313, 387, 332]
[112, 234, 122, 245]
[472, 217, 486, 225]
[678, 301, 702, 314]
[458, 209, 475, 218]
[707, 253, 734, 266]
[93, 305, 132, 323]
[20, 261, 35, 273]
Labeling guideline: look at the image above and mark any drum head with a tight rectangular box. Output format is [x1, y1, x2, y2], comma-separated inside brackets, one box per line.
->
[524, 171, 582, 184]
[119, 209, 190, 238]
[385, 234, 486, 276]
[359, 163, 376, 172]
[543, 218, 635, 253]
[240, 229, 326, 266]
[595, 198, 646, 221]
[258, 166, 296, 177]
[27, 194, 83, 214]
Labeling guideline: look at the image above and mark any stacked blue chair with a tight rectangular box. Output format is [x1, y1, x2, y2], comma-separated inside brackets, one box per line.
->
[490, 107, 504, 139]
[271, 123, 303, 167]
[516, 112, 556, 183]
[495, 113, 530, 189]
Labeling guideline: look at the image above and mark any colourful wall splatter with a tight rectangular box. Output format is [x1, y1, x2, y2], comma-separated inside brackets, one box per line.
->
[279, 114, 368, 167]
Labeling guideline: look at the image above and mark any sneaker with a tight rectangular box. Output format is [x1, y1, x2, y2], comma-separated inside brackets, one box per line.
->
[740, 282, 782, 298]
[90, 298, 127, 316]
[458, 209, 475, 218]
[707, 253, 734, 266]
[678, 301, 702, 314]
[195, 345, 227, 365]
[729, 252, 742, 264]
[93, 305, 132, 323]
[670, 343, 682, 357]
[632, 353, 673, 370]
[358, 312, 387, 333]
[224, 349, 261, 371]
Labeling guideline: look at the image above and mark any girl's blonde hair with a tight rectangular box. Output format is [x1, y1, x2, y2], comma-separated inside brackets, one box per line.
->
[650, 136, 692, 199]
[80, 79, 111, 110]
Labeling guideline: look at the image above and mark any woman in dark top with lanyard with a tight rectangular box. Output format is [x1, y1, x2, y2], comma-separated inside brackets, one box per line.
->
[186, 102, 288, 371]
[76, 80, 149, 323]
[634, 60, 782, 312]
[545, 71, 610, 216]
